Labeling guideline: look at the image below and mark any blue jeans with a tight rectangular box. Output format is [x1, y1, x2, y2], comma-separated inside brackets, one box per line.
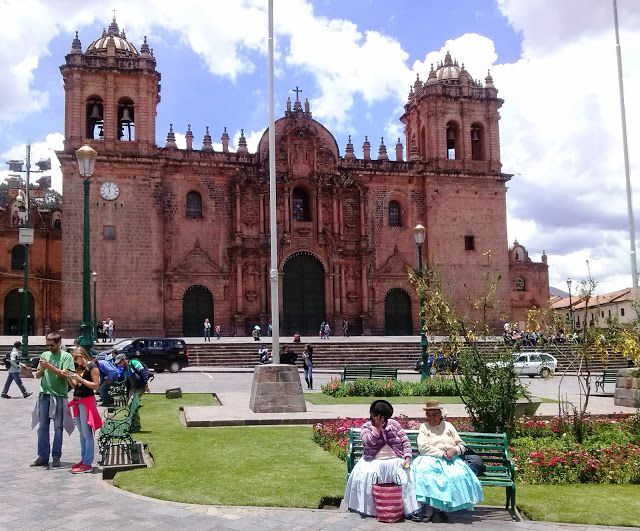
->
[37, 393, 65, 461]
[2, 372, 27, 395]
[74, 403, 95, 465]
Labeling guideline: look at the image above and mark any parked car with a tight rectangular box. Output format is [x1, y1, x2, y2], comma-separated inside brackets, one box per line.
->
[488, 352, 557, 378]
[96, 338, 189, 373]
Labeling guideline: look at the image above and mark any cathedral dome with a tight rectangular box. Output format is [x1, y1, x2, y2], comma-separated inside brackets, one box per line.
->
[435, 51, 460, 81]
[86, 18, 139, 56]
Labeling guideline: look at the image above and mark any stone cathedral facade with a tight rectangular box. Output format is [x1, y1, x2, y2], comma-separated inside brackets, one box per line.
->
[55, 19, 548, 338]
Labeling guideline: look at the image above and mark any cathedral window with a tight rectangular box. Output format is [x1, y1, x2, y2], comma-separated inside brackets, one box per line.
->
[292, 187, 310, 221]
[186, 192, 203, 219]
[471, 123, 485, 161]
[515, 277, 525, 291]
[11, 245, 25, 270]
[388, 201, 401, 227]
[86, 96, 104, 140]
[446, 121, 460, 160]
[464, 235, 475, 251]
[117, 97, 135, 141]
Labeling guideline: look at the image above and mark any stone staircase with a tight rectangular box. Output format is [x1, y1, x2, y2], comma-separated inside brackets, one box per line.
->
[185, 341, 628, 372]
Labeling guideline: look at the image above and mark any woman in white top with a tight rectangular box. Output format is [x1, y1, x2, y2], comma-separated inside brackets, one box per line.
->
[412, 400, 483, 522]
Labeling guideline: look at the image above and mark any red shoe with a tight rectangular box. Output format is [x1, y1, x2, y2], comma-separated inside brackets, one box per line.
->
[71, 461, 83, 469]
[71, 463, 92, 474]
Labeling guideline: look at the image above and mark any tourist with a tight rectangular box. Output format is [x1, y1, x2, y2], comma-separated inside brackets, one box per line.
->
[31, 332, 75, 467]
[343, 400, 420, 519]
[115, 353, 150, 431]
[319, 321, 325, 339]
[215, 324, 221, 340]
[106, 317, 115, 342]
[302, 344, 313, 389]
[412, 400, 483, 522]
[293, 332, 301, 343]
[252, 325, 261, 341]
[203, 318, 211, 341]
[323, 322, 331, 338]
[66, 347, 103, 473]
[2, 341, 32, 399]
[342, 319, 349, 337]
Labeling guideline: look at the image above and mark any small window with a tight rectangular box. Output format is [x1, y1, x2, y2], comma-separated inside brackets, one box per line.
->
[464, 235, 475, 251]
[11, 245, 25, 270]
[103, 226, 116, 240]
[388, 201, 401, 227]
[601, 311, 604, 318]
[514, 277, 525, 291]
[470, 124, 485, 161]
[186, 192, 202, 219]
[292, 188, 310, 221]
[608, 309, 611, 317]
[621, 308, 625, 317]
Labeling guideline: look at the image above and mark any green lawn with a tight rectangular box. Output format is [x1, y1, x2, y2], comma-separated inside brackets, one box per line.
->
[304, 394, 465, 405]
[112, 393, 345, 508]
[483, 485, 640, 527]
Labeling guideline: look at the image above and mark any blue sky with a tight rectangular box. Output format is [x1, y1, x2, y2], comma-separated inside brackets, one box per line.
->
[1, 0, 640, 295]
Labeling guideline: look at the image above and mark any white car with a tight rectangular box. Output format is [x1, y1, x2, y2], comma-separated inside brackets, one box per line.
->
[488, 352, 558, 378]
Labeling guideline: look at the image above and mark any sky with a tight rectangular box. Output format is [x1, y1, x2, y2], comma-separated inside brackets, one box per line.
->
[1, 0, 639, 295]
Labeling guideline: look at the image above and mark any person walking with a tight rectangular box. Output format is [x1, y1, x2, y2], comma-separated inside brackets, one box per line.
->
[106, 317, 114, 342]
[31, 332, 75, 467]
[303, 344, 313, 389]
[66, 347, 103, 473]
[319, 321, 326, 339]
[2, 341, 32, 399]
[215, 324, 221, 340]
[342, 319, 350, 337]
[203, 318, 211, 341]
[323, 322, 331, 339]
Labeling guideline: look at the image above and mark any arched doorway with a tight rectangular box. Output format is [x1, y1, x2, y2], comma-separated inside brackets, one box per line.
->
[4, 288, 35, 335]
[384, 288, 412, 335]
[183, 285, 213, 337]
[282, 253, 325, 335]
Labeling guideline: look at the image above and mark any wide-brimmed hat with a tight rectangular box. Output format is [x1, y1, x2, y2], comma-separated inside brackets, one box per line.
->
[423, 400, 442, 412]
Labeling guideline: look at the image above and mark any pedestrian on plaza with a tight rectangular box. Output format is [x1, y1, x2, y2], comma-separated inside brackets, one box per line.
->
[267, 323, 272, 337]
[66, 347, 103, 474]
[30, 332, 75, 468]
[96, 356, 120, 406]
[293, 332, 301, 343]
[114, 353, 148, 432]
[319, 321, 326, 339]
[106, 317, 114, 342]
[203, 318, 211, 341]
[323, 322, 331, 339]
[2, 341, 32, 399]
[215, 324, 221, 340]
[342, 319, 349, 337]
[303, 344, 313, 389]
[252, 325, 261, 341]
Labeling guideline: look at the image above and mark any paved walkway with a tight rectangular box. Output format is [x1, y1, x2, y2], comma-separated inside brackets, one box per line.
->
[1, 370, 637, 530]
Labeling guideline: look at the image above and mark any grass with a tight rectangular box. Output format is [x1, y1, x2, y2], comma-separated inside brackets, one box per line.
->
[112, 393, 345, 508]
[483, 485, 640, 527]
[304, 394, 465, 405]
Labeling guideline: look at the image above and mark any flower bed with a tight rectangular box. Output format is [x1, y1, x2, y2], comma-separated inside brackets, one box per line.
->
[321, 377, 458, 397]
[313, 413, 640, 485]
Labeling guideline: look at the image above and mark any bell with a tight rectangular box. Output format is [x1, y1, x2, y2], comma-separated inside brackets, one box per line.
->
[447, 128, 456, 141]
[120, 106, 133, 123]
[471, 128, 480, 142]
[89, 103, 102, 120]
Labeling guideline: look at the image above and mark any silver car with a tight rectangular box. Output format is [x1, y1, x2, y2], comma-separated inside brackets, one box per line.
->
[513, 353, 557, 378]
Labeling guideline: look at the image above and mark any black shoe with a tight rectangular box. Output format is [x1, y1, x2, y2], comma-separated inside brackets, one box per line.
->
[408, 509, 424, 522]
[23, 392, 32, 399]
[422, 506, 434, 522]
[51, 459, 61, 468]
[1, 394, 10, 399]
[432, 510, 448, 523]
[31, 458, 49, 467]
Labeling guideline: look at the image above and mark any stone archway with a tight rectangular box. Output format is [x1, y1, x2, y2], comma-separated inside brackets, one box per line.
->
[4, 288, 35, 335]
[282, 252, 325, 335]
[384, 288, 412, 335]
[182, 285, 213, 337]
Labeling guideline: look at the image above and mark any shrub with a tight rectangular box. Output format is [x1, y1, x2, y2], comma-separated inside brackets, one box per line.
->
[320, 377, 458, 397]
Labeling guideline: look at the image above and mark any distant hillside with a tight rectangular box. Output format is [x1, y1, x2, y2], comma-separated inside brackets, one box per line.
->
[550, 286, 569, 298]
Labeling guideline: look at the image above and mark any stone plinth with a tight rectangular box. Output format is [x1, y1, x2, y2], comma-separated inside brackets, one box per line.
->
[514, 396, 542, 418]
[249, 364, 307, 413]
[614, 368, 640, 408]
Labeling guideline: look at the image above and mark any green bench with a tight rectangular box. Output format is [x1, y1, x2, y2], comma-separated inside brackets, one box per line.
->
[98, 393, 142, 466]
[347, 427, 516, 512]
[595, 369, 619, 393]
[107, 380, 128, 407]
[341, 366, 398, 382]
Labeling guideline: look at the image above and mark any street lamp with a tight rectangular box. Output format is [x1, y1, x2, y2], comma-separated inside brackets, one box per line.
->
[414, 223, 429, 381]
[75, 144, 97, 349]
[566, 277, 574, 334]
[92, 271, 98, 341]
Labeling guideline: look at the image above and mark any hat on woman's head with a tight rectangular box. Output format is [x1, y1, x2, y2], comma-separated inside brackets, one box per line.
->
[423, 399, 442, 412]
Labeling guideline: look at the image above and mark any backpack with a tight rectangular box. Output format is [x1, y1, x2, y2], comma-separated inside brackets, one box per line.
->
[4, 351, 12, 370]
[129, 358, 154, 388]
[97, 359, 119, 381]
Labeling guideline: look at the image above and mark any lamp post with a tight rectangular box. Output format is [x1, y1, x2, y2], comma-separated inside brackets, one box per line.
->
[92, 271, 98, 341]
[75, 144, 97, 350]
[566, 278, 574, 334]
[414, 223, 429, 381]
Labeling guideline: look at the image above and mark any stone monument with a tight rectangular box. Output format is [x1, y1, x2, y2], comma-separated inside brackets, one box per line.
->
[249, 364, 307, 413]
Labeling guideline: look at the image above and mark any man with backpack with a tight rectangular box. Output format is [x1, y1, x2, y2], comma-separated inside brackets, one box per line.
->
[96, 357, 121, 406]
[114, 353, 152, 432]
[2, 341, 32, 399]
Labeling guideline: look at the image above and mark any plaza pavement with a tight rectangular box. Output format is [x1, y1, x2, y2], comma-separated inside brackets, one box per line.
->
[1, 363, 638, 530]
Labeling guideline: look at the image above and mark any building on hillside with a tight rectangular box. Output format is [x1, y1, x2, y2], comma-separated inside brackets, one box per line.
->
[56, 18, 549, 338]
[551, 287, 635, 330]
[0, 178, 62, 335]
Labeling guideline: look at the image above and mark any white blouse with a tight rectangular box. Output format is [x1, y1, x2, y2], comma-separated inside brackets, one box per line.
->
[417, 420, 465, 458]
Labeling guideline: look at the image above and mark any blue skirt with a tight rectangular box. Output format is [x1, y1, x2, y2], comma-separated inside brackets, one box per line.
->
[413, 455, 483, 512]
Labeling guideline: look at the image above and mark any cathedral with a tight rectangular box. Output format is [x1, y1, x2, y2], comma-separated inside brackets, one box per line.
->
[51, 18, 549, 338]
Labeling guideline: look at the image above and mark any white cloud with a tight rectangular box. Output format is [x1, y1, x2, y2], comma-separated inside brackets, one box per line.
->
[232, 128, 264, 153]
[0, 133, 64, 191]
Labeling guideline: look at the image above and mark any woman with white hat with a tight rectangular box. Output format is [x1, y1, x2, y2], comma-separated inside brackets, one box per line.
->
[412, 400, 483, 522]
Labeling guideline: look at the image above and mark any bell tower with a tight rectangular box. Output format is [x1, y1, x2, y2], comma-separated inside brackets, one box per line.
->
[400, 52, 503, 175]
[60, 17, 161, 155]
